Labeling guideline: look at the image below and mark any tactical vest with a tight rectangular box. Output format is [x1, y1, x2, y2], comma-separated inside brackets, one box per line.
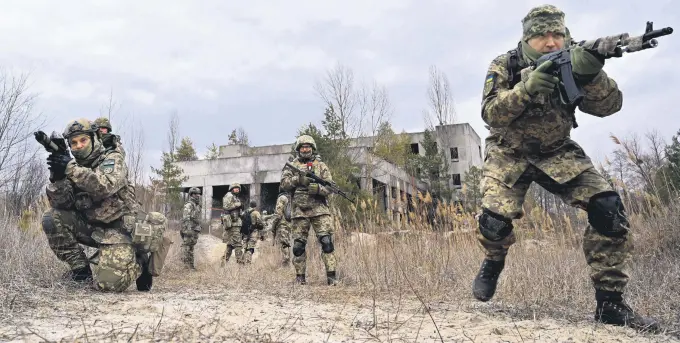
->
[505, 43, 578, 129]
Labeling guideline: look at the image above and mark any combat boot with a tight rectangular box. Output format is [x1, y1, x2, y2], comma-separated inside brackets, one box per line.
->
[136, 253, 153, 292]
[595, 290, 660, 332]
[295, 274, 307, 285]
[63, 265, 93, 283]
[326, 271, 338, 286]
[472, 259, 505, 302]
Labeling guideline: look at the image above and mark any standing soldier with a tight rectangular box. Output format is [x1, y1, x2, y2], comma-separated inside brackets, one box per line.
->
[473, 4, 658, 331]
[181, 187, 202, 269]
[280, 135, 337, 285]
[93, 117, 125, 157]
[240, 200, 266, 264]
[222, 183, 245, 264]
[271, 188, 293, 266]
[40, 118, 150, 291]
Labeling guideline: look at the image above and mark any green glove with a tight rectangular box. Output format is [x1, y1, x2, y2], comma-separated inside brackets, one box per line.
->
[570, 46, 604, 76]
[524, 60, 559, 96]
[308, 183, 320, 195]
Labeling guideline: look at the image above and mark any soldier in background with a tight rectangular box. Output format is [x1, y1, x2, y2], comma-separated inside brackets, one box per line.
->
[222, 183, 245, 264]
[270, 188, 293, 266]
[181, 187, 202, 269]
[93, 117, 125, 157]
[240, 200, 265, 264]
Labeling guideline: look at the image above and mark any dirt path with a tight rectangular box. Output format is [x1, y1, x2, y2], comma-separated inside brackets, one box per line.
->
[2, 235, 677, 342]
[3, 286, 677, 343]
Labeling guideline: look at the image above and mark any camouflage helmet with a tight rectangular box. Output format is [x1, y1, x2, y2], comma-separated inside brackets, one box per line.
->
[295, 135, 316, 151]
[188, 187, 201, 195]
[229, 183, 241, 192]
[94, 117, 112, 131]
[63, 118, 99, 139]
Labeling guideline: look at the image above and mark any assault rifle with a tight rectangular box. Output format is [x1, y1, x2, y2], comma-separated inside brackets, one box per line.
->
[283, 161, 355, 204]
[532, 21, 673, 106]
[34, 130, 68, 154]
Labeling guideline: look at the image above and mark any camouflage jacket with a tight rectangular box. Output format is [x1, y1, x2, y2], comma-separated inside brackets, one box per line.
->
[248, 209, 265, 232]
[46, 150, 133, 224]
[272, 193, 292, 230]
[480, 47, 622, 187]
[280, 157, 332, 218]
[182, 200, 202, 232]
[222, 192, 242, 227]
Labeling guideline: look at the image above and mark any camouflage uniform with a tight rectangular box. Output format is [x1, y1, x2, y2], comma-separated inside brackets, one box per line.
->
[280, 135, 337, 285]
[473, 5, 658, 331]
[181, 187, 202, 269]
[222, 183, 244, 264]
[41, 119, 141, 292]
[272, 191, 293, 265]
[241, 201, 265, 264]
[93, 117, 125, 158]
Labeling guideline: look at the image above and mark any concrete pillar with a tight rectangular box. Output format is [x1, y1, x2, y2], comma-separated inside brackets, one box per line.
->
[202, 185, 213, 222]
[249, 183, 261, 207]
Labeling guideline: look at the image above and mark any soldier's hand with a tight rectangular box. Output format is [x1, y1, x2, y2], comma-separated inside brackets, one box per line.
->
[47, 153, 72, 181]
[570, 46, 604, 76]
[293, 175, 311, 187]
[524, 60, 559, 96]
[101, 133, 118, 149]
[308, 183, 320, 194]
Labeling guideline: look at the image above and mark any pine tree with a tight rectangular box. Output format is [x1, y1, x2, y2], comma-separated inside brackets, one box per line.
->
[205, 142, 219, 160]
[175, 137, 198, 161]
[150, 150, 189, 218]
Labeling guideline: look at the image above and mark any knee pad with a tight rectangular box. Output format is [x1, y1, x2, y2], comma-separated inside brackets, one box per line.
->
[292, 239, 306, 257]
[587, 191, 629, 237]
[319, 235, 334, 254]
[41, 211, 56, 234]
[478, 208, 513, 242]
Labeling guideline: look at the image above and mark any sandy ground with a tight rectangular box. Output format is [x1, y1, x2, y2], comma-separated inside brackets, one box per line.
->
[2, 235, 678, 343]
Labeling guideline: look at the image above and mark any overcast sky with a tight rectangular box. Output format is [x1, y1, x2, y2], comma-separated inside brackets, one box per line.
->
[2, 0, 678, 172]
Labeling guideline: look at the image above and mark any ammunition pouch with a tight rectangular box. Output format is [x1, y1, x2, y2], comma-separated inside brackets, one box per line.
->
[132, 211, 172, 277]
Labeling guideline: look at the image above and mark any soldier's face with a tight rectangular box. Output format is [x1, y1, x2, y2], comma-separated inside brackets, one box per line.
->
[99, 128, 109, 134]
[299, 145, 312, 155]
[69, 134, 91, 151]
[528, 32, 565, 53]
[233, 188, 240, 194]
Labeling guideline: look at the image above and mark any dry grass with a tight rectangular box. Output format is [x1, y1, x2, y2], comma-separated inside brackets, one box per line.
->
[1, 190, 679, 341]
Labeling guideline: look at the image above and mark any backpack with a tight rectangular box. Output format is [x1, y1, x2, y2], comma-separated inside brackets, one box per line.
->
[240, 209, 253, 235]
[505, 43, 578, 129]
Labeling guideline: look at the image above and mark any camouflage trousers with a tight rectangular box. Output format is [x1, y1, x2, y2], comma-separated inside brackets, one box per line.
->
[41, 209, 141, 292]
[292, 214, 336, 276]
[241, 230, 263, 264]
[480, 166, 632, 293]
[180, 229, 199, 268]
[222, 225, 243, 264]
[276, 221, 292, 264]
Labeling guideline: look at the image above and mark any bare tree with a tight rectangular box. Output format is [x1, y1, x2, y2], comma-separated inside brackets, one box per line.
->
[426, 65, 456, 127]
[314, 63, 363, 139]
[0, 71, 46, 199]
[99, 87, 121, 121]
[359, 80, 393, 186]
[121, 115, 146, 187]
[167, 111, 180, 156]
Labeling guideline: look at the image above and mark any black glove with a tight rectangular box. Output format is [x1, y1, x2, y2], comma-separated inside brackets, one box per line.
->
[47, 153, 72, 181]
[101, 133, 118, 150]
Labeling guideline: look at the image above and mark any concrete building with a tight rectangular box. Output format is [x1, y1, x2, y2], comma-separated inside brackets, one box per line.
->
[173, 123, 482, 222]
